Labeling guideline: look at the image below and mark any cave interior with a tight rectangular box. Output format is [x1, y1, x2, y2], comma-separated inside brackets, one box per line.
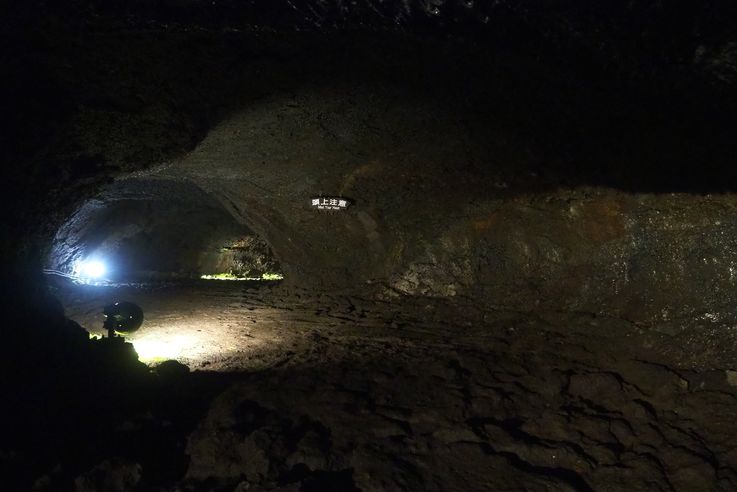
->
[4, 1, 737, 491]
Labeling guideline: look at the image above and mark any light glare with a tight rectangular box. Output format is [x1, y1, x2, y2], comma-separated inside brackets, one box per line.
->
[79, 259, 106, 279]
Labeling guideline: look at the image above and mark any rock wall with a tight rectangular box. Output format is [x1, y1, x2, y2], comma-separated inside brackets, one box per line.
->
[138, 85, 737, 328]
[5, 12, 737, 331]
[388, 190, 737, 329]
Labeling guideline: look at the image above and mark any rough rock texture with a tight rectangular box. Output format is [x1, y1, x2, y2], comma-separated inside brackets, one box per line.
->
[27, 13, 737, 325]
[5, 5, 737, 307]
[136, 89, 737, 327]
[388, 190, 737, 329]
[74, 459, 142, 492]
[170, 287, 737, 491]
[216, 235, 281, 279]
[5, 3, 737, 491]
[48, 281, 737, 491]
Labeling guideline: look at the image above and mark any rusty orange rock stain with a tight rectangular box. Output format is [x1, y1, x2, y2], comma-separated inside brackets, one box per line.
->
[472, 212, 501, 233]
[579, 198, 627, 243]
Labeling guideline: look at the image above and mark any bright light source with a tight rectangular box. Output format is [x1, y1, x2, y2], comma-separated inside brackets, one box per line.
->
[78, 259, 106, 279]
[71, 258, 109, 284]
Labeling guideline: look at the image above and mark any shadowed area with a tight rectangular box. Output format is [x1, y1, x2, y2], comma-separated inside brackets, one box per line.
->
[4, 2, 737, 491]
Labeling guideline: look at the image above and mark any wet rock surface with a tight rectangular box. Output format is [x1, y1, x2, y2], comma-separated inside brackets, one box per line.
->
[49, 281, 737, 490]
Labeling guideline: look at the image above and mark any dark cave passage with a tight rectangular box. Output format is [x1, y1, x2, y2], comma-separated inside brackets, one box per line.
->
[47, 178, 283, 284]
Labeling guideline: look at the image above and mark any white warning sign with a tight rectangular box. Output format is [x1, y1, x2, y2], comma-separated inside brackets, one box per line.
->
[311, 197, 350, 211]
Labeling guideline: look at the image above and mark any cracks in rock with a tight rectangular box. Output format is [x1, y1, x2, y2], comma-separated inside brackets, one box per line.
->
[631, 398, 658, 420]
[631, 451, 678, 492]
[473, 440, 595, 492]
[468, 416, 600, 468]
[56, 282, 737, 490]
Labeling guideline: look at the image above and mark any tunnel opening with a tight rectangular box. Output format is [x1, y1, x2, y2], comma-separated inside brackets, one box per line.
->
[45, 177, 287, 367]
[46, 177, 283, 285]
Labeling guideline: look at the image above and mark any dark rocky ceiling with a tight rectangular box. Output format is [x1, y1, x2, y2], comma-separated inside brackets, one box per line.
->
[7, 1, 737, 81]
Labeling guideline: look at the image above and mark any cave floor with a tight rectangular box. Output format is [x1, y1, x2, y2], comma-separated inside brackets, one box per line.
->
[53, 280, 737, 490]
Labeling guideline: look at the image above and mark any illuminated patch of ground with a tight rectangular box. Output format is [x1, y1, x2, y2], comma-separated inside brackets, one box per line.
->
[200, 272, 284, 281]
[57, 281, 288, 371]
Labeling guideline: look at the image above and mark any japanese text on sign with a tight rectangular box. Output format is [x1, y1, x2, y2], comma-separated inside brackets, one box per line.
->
[311, 197, 350, 211]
